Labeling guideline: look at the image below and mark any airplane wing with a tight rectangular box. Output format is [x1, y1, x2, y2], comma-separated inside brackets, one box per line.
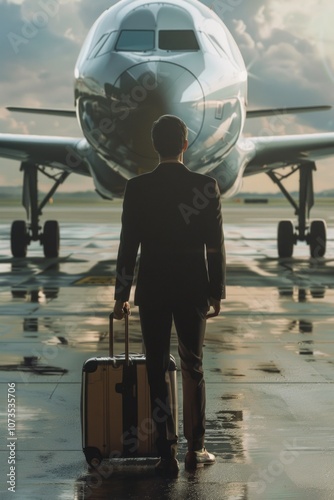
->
[6, 107, 76, 118]
[244, 132, 334, 176]
[0, 133, 90, 176]
[246, 105, 332, 119]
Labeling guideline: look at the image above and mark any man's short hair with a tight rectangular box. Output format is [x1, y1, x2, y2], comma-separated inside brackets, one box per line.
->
[151, 115, 188, 157]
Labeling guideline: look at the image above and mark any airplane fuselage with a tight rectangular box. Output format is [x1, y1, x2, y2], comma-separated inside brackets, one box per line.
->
[74, 0, 247, 198]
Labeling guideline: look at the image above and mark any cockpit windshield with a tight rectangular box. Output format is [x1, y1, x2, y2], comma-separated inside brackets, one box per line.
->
[115, 29, 199, 52]
[159, 30, 199, 51]
[116, 30, 155, 51]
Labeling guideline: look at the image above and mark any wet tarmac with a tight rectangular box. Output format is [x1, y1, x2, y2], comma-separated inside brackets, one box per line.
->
[0, 202, 334, 500]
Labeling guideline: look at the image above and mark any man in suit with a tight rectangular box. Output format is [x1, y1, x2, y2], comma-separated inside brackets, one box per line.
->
[114, 115, 226, 475]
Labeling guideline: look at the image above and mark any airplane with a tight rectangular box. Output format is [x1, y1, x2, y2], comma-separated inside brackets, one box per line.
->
[1, 0, 333, 259]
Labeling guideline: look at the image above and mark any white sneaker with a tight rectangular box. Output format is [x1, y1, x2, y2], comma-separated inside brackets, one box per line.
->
[185, 447, 216, 469]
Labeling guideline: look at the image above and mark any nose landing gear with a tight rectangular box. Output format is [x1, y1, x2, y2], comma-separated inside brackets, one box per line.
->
[268, 162, 327, 258]
[10, 162, 68, 258]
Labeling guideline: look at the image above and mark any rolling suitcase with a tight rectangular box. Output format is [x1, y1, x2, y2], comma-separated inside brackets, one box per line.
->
[81, 311, 178, 467]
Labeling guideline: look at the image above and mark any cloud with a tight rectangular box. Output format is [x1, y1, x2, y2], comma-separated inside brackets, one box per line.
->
[220, 0, 334, 135]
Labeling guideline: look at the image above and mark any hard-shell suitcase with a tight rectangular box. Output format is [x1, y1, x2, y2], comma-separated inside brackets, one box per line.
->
[81, 312, 178, 467]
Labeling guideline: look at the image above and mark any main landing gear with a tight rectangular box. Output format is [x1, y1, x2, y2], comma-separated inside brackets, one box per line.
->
[267, 162, 327, 258]
[10, 162, 69, 258]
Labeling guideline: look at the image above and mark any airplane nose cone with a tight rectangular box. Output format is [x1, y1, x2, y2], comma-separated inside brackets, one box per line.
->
[106, 61, 204, 161]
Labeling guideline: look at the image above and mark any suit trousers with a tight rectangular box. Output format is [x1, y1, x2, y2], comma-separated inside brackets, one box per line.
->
[139, 303, 208, 458]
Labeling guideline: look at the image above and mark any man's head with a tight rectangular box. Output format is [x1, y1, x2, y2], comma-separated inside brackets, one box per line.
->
[151, 115, 188, 159]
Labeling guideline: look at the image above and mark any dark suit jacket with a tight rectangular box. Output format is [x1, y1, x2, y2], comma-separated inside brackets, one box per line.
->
[115, 162, 226, 307]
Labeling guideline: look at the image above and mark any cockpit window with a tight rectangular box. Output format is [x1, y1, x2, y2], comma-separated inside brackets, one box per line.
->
[116, 30, 155, 51]
[159, 30, 199, 51]
[89, 32, 118, 58]
[89, 33, 110, 59]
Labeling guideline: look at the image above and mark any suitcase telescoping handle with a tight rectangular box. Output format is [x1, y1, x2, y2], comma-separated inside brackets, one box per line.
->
[109, 308, 130, 365]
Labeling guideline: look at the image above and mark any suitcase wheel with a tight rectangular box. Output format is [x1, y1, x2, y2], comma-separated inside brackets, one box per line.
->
[84, 447, 103, 468]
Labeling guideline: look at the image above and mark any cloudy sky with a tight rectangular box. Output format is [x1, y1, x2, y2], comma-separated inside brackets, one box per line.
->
[0, 0, 334, 193]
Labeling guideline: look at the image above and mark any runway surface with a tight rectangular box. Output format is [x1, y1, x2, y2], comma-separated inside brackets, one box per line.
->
[0, 202, 334, 500]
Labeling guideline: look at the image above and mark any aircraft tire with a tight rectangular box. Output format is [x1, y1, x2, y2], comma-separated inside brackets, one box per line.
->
[309, 219, 326, 258]
[11, 220, 28, 258]
[43, 220, 60, 258]
[277, 220, 295, 258]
